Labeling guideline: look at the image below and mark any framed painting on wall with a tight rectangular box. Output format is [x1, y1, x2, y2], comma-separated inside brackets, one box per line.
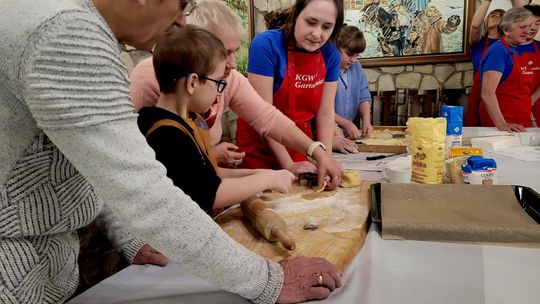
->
[344, 0, 474, 67]
[223, 0, 255, 74]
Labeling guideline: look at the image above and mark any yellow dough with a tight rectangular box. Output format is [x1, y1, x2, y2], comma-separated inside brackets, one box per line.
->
[339, 170, 362, 188]
[359, 129, 410, 146]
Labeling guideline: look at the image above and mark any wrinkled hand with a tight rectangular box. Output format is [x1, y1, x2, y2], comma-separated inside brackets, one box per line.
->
[333, 135, 359, 154]
[277, 256, 342, 303]
[342, 121, 361, 140]
[286, 161, 317, 176]
[214, 142, 245, 167]
[495, 122, 526, 132]
[362, 122, 374, 137]
[269, 169, 295, 193]
[132, 244, 168, 267]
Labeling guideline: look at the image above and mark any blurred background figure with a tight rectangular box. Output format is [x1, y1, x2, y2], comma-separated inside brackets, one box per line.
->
[465, 0, 523, 126]
[479, 7, 533, 131]
[333, 25, 372, 154]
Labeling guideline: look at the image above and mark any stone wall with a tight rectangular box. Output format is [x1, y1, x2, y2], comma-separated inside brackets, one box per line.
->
[363, 62, 473, 93]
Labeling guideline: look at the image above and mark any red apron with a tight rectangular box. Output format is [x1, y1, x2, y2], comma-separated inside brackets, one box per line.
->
[465, 37, 492, 126]
[534, 96, 540, 124]
[531, 41, 540, 124]
[478, 39, 533, 127]
[236, 43, 326, 169]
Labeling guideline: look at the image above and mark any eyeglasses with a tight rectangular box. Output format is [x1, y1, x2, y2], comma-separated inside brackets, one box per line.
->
[177, 72, 227, 93]
[199, 75, 227, 93]
[183, 0, 198, 16]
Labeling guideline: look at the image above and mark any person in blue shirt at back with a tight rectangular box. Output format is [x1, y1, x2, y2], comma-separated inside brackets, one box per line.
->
[465, 0, 523, 126]
[479, 7, 534, 131]
[333, 25, 372, 154]
[521, 4, 540, 126]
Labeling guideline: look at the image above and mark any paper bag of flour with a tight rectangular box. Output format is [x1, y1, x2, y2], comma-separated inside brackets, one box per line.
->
[406, 117, 446, 184]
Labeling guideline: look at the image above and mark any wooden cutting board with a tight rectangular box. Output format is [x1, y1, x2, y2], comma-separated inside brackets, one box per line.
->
[215, 181, 373, 272]
[356, 126, 408, 153]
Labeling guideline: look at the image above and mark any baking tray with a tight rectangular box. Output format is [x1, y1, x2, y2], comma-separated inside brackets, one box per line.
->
[369, 183, 540, 232]
[356, 126, 408, 153]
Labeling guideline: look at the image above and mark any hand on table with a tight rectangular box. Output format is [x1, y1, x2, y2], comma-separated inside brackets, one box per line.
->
[495, 122, 526, 132]
[214, 142, 245, 167]
[333, 136, 359, 154]
[342, 121, 362, 140]
[132, 244, 168, 267]
[277, 256, 342, 303]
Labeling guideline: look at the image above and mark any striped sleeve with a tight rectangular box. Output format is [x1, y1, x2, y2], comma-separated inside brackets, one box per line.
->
[20, 12, 284, 303]
[21, 13, 136, 130]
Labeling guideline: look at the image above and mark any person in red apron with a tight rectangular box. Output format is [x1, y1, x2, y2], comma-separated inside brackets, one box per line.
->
[465, 4, 507, 126]
[523, 4, 540, 126]
[236, 0, 344, 179]
[478, 7, 534, 131]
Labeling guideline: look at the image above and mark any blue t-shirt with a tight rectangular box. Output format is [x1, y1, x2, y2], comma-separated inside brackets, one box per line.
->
[471, 36, 499, 72]
[516, 40, 540, 55]
[248, 29, 340, 93]
[480, 40, 520, 85]
[335, 62, 371, 122]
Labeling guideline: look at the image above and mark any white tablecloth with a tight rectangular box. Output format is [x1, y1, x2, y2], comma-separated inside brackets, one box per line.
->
[69, 127, 540, 304]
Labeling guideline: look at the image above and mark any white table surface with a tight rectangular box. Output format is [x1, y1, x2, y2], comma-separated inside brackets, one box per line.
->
[69, 127, 540, 304]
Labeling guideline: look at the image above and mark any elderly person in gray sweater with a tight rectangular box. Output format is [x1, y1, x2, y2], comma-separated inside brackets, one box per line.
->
[0, 0, 342, 303]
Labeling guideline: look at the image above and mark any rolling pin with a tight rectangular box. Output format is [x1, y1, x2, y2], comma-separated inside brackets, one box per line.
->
[241, 196, 296, 250]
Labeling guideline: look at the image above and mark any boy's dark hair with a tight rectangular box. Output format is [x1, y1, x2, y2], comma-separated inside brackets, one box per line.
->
[153, 25, 227, 94]
[266, 0, 344, 45]
[336, 24, 366, 54]
[524, 4, 540, 17]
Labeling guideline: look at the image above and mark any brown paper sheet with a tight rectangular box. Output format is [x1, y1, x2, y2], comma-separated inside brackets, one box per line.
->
[381, 184, 540, 245]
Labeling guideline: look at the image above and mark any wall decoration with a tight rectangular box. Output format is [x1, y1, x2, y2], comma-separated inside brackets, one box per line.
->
[344, 0, 473, 67]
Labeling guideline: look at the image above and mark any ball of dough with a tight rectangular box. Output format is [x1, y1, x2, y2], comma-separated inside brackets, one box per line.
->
[339, 170, 362, 188]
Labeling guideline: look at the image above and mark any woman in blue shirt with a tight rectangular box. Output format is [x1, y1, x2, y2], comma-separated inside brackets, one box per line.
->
[465, 0, 523, 126]
[236, 0, 344, 183]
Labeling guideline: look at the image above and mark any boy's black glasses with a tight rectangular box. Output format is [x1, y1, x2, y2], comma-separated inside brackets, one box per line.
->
[177, 72, 227, 93]
[199, 75, 227, 93]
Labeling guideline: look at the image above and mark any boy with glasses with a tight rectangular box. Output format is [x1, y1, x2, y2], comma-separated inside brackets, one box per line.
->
[138, 25, 295, 213]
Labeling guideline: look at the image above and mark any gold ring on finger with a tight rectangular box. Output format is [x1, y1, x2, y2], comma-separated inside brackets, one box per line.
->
[316, 272, 323, 285]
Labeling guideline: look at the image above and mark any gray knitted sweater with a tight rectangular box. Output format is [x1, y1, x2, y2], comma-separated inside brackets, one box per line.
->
[0, 0, 283, 303]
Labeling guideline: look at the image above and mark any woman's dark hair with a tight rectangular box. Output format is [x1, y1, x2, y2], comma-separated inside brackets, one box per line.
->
[524, 4, 540, 17]
[264, 0, 344, 44]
